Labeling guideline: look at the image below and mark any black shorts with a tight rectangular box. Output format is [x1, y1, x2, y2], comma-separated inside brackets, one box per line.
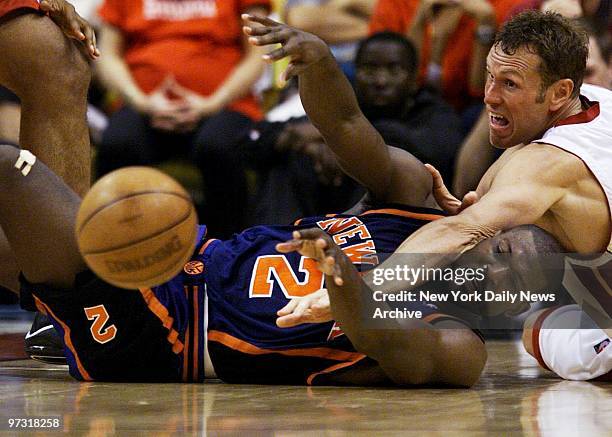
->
[22, 271, 182, 382]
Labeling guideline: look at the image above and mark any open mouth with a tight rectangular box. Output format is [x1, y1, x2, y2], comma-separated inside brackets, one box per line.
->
[489, 113, 509, 128]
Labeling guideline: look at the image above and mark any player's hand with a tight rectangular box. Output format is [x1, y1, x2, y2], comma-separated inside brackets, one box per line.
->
[276, 228, 346, 286]
[425, 163, 479, 215]
[242, 14, 332, 83]
[40, 0, 99, 60]
[276, 289, 333, 327]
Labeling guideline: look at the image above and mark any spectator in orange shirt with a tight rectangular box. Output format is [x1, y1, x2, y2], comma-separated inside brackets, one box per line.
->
[369, 0, 517, 116]
[95, 0, 270, 238]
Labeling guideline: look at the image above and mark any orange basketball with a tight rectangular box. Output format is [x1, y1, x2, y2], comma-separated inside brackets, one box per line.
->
[76, 167, 198, 289]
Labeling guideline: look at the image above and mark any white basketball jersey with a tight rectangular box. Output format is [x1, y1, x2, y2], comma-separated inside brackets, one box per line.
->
[533, 84, 612, 252]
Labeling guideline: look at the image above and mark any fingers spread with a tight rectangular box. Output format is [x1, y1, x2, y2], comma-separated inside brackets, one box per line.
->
[241, 13, 282, 27]
[275, 239, 303, 253]
[263, 46, 289, 62]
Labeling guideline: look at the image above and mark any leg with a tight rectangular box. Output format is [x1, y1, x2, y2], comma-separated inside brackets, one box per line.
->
[193, 110, 253, 239]
[0, 11, 91, 195]
[0, 145, 85, 289]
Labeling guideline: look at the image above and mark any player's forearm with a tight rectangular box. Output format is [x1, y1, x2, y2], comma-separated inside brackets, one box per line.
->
[299, 56, 392, 196]
[325, 257, 441, 385]
[364, 217, 497, 294]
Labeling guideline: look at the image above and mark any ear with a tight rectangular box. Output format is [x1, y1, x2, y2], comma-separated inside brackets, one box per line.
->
[548, 78, 575, 111]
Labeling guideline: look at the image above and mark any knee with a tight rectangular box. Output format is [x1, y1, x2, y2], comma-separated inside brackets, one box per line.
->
[7, 14, 91, 100]
[44, 38, 90, 99]
[522, 309, 547, 357]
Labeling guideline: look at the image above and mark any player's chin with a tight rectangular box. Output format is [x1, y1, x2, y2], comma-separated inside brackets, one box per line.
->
[489, 133, 516, 149]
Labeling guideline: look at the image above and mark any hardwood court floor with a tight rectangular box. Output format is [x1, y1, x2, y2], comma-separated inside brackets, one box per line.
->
[0, 341, 610, 435]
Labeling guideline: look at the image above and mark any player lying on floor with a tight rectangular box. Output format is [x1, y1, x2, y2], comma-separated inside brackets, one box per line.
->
[0, 16, 558, 386]
[241, 9, 612, 381]
[0, 148, 489, 385]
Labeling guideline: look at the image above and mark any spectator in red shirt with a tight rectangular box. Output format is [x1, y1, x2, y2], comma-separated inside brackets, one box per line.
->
[95, 0, 270, 238]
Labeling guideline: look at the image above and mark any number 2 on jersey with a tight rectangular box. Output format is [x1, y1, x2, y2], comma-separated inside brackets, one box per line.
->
[249, 255, 324, 298]
[84, 305, 117, 344]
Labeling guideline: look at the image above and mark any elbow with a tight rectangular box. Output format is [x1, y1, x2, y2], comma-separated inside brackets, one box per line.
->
[377, 329, 487, 388]
[439, 330, 487, 388]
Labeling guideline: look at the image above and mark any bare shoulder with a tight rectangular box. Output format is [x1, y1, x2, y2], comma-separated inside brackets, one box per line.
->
[496, 142, 590, 186]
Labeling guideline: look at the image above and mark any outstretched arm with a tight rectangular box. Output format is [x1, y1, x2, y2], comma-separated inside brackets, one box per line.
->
[244, 15, 431, 203]
[276, 229, 487, 387]
[378, 144, 579, 293]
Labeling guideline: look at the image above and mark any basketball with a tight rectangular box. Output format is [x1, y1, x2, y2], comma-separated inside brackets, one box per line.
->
[76, 167, 199, 289]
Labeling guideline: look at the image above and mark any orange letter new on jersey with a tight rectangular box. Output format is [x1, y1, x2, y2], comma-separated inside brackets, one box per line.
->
[84, 305, 117, 344]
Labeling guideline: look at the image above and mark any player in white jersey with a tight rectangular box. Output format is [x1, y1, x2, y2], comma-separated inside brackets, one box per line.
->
[243, 10, 611, 381]
[519, 83, 612, 380]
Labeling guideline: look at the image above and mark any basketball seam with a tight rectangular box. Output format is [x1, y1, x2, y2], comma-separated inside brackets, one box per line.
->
[80, 204, 195, 255]
[77, 190, 192, 234]
[108, 236, 197, 288]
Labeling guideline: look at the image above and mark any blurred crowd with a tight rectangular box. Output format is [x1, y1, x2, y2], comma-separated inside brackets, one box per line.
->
[0, 0, 609, 239]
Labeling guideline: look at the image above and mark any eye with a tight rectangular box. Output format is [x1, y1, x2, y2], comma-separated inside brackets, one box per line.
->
[505, 80, 516, 89]
[497, 239, 511, 253]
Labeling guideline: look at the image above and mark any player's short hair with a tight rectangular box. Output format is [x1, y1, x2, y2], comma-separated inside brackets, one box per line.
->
[495, 11, 588, 99]
[355, 32, 419, 75]
[509, 225, 565, 254]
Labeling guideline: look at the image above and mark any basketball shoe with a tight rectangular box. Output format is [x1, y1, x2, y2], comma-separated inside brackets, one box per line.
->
[24, 313, 67, 365]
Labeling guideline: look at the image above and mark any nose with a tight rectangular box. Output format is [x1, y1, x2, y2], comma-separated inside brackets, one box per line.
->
[485, 262, 515, 291]
[372, 69, 391, 86]
[484, 81, 502, 106]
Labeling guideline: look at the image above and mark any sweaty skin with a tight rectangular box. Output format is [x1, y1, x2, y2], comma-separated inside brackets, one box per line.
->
[390, 44, 609, 261]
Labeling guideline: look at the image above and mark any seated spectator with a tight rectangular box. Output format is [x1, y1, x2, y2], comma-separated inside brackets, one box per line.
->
[284, 0, 376, 80]
[585, 30, 611, 89]
[246, 32, 463, 224]
[354, 31, 463, 183]
[246, 108, 365, 226]
[369, 0, 517, 117]
[95, 0, 269, 239]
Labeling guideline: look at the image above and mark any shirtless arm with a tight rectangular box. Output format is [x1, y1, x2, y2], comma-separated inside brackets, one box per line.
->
[243, 14, 433, 206]
[379, 143, 579, 288]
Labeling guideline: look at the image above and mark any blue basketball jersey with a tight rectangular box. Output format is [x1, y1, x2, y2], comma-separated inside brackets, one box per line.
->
[152, 205, 446, 384]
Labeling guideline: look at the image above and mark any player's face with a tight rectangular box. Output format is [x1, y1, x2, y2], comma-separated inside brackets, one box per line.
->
[484, 45, 552, 148]
[464, 229, 550, 293]
[355, 41, 414, 109]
